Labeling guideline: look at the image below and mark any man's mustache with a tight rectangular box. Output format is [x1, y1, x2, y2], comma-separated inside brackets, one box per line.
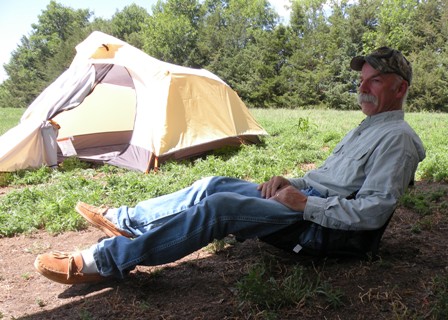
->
[357, 93, 378, 106]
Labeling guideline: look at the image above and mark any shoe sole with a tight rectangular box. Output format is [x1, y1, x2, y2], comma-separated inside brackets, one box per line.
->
[75, 204, 132, 238]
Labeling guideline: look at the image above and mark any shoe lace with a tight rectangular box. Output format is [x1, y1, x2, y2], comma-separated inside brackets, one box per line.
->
[51, 251, 77, 281]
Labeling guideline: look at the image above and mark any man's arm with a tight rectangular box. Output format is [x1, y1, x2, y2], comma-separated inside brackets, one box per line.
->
[303, 132, 421, 231]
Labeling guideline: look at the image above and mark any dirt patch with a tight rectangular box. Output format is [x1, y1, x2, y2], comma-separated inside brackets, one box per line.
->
[1, 181, 447, 319]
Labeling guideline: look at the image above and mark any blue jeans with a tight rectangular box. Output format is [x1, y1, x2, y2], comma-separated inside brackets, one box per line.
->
[93, 176, 319, 278]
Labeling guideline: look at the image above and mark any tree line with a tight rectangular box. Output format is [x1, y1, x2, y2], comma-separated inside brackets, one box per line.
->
[1, 0, 447, 112]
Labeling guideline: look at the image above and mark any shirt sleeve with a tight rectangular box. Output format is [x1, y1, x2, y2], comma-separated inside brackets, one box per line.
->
[303, 131, 421, 231]
[288, 177, 309, 190]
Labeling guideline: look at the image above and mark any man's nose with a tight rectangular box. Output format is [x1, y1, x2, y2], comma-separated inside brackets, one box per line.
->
[359, 81, 369, 93]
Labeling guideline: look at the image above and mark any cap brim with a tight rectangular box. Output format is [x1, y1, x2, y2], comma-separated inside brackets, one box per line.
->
[350, 56, 366, 71]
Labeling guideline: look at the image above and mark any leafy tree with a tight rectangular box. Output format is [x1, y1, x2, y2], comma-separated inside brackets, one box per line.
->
[110, 4, 150, 48]
[2, 0, 448, 112]
[361, 0, 416, 52]
[0, 81, 14, 108]
[2, 1, 91, 108]
[277, 0, 330, 107]
[198, 0, 279, 106]
[343, 0, 382, 76]
[88, 17, 115, 36]
[406, 0, 448, 112]
[410, 0, 447, 51]
[142, 0, 202, 66]
[407, 47, 448, 112]
[321, 0, 360, 109]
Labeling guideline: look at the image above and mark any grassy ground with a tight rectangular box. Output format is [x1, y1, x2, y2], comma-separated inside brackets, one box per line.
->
[0, 108, 447, 235]
[0, 108, 23, 135]
[0, 108, 447, 319]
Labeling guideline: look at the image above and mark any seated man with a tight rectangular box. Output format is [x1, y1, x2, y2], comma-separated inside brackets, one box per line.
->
[35, 47, 426, 284]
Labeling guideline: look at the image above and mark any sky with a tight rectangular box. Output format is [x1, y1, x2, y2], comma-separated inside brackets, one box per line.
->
[0, 0, 290, 83]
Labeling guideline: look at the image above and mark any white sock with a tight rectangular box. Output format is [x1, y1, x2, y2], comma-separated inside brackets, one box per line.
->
[104, 208, 118, 224]
[81, 247, 99, 274]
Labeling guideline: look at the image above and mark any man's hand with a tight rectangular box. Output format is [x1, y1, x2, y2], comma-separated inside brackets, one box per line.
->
[271, 185, 308, 212]
[257, 176, 291, 198]
[257, 176, 308, 211]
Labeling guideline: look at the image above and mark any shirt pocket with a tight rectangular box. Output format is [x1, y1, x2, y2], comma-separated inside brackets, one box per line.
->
[331, 143, 371, 184]
[332, 142, 344, 155]
[345, 145, 370, 161]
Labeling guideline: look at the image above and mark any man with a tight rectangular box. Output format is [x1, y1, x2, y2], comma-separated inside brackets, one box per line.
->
[34, 47, 426, 284]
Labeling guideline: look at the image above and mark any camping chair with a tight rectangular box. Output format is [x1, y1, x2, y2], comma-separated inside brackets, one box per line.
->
[262, 181, 416, 259]
[261, 210, 395, 260]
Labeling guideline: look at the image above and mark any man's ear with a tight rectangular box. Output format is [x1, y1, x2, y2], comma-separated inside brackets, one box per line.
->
[396, 79, 409, 99]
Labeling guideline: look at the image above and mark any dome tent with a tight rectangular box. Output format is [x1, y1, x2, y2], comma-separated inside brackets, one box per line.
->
[0, 31, 267, 172]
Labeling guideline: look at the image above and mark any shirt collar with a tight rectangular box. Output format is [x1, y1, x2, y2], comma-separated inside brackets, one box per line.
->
[360, 110, 404, 127]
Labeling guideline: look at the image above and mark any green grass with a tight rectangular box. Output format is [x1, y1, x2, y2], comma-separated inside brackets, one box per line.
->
[237, 255, 343, 312]
[430, 274, 448, 319]
[1, 107, 448, 318]
[0, 108, 24, 135]
[0, 108, 447, 237]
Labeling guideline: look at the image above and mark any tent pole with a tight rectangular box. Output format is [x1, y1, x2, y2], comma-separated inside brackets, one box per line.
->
[145, 154, 160, 173]
[145, 153, 155, 174]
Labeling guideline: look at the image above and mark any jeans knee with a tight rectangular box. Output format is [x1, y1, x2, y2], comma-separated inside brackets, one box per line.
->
[194, 176, 231, 191]
[194, 176, 221, 186]
[206, 176, 229, 184]
[202, 193, 237, 214]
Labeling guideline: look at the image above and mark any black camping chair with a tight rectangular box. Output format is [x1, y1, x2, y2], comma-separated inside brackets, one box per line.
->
[260, 210, 395, 260]
[262, 182, 415, 259]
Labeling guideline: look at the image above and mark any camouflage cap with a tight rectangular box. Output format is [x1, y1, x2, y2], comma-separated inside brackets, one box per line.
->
[350, 46, 412, 85]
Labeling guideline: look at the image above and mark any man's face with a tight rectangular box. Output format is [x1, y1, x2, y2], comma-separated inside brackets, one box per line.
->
[357, 63, 406, 116]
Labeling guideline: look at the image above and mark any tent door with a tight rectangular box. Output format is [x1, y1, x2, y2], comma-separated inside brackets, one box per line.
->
[52, 64, 137, 163]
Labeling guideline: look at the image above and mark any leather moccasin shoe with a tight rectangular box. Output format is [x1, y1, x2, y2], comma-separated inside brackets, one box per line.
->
[75, 202, 133, 238]
[34, 251, 109, 285]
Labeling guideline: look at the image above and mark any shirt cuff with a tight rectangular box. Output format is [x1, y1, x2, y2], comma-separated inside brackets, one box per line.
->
[303, 196, 326, 225]
[304, 196, 350, 229]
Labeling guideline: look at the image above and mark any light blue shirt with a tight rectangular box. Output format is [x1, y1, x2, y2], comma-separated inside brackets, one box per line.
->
[289, 110, 426, 231]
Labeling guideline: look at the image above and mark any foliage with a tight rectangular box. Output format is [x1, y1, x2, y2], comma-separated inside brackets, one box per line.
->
[110, 4, 150, 48]
[361, 0, 416, 52]
[142, 0, 202, 66]
[407, 48, 448, 112]
[2, 1, 92, 108]
[198, 0, 279, 107]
